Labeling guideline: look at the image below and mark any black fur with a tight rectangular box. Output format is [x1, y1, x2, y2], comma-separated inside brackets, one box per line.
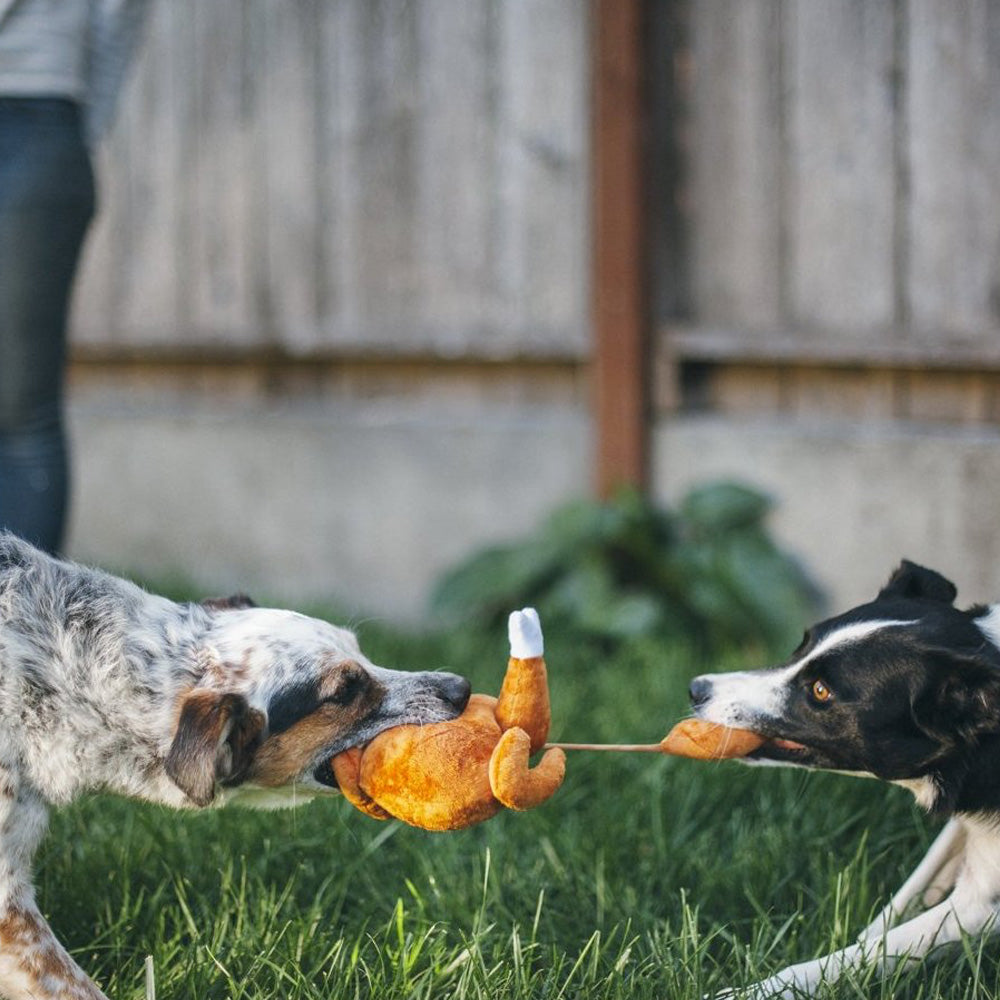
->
[266, 679, 323, 735]
[877, 560, 959, 605]
[695, 561, 1000, 817]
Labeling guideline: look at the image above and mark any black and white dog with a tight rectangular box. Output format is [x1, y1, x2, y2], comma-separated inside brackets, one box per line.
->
[690, 560, 1000, 997]
[0, 533, 469, 1000]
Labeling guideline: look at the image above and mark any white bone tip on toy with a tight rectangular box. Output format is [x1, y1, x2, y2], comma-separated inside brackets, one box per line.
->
[508, 607, 544, 658]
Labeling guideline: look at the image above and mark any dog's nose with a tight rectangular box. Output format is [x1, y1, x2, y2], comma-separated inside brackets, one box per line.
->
[436, 672, 472, 711]
[689, 676, 712, 709]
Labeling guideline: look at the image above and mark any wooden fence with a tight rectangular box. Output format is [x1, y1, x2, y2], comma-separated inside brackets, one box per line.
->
[656, 0, 1000, 424]
[73, 0, 589, 364]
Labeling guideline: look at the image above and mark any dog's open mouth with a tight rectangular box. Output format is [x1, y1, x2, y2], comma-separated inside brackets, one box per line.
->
[314, 734, 381, 791]
[314, 761, 340, 789]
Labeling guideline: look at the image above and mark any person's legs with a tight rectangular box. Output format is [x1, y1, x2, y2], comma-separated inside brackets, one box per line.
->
[0, 98, 96, 553]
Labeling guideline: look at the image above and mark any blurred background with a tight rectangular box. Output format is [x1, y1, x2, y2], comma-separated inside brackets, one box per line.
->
[65, 1, 1000, 624]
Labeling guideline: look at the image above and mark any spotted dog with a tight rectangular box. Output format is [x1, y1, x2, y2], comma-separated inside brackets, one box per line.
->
[0, 532, 470, 1000]
[690, 561, 1000, 998]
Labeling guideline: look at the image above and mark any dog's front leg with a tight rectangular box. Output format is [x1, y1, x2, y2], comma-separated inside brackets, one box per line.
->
[736, 886, 998, 999]
[0, 892, 110, 1000]
[857, 817, 967, 943]
[0, 776, 108, 1000]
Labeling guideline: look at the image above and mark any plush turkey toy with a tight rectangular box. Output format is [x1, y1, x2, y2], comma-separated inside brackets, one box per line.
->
[331, 608, 767, 832]
[331, 608, 566, 831]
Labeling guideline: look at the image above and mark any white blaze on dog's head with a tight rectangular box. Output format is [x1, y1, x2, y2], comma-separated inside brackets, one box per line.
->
[694, 619, 917, 729]
[685, 560, 1000, 809]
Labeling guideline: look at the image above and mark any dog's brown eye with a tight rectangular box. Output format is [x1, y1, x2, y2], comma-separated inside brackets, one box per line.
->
[811, 679, 833, 703]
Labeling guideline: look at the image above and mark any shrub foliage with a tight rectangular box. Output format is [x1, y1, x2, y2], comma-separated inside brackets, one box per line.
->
[431, 483, 821, 655]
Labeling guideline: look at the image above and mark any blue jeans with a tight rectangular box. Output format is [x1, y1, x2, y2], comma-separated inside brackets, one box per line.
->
[0, 98, 95, 553]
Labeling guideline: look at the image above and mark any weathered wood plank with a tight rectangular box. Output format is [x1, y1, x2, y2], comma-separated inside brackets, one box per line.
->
[646, 0, 690, 325]
[703, 367, 785, 416]
[495, 0, 589, 353]
[344, 2, 422, 338]
[660, 357, 1000, 427]
[413, 1, 495, 341]
[115, 0, 186, 341]
[73, 2, 589, 358]
[784, 0, 896, 332]
[666, 324, 1000, 370]
[690, 0, 782, 329]
[906, 0, 1000, 339]
[258, 0, 322, 351]
[784, 368, 897, 421]
[187, 0, 257, 342]
[315, 0, 362, 342]
[899, 370, 992, 423]
[72, 144, 118, 347]
[75, 0, 175, 345]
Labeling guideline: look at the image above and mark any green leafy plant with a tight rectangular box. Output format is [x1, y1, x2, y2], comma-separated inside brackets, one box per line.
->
[430, 483, 821, 655]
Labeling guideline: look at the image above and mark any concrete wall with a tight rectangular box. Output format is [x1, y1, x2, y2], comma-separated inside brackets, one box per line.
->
[67, 387, 591, 620]
[654, 414, 1000, 617]
[70, 380, 1000, 624]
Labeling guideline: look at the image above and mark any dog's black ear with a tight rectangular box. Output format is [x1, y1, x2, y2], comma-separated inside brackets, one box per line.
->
[166, 690, 265, 806]
[911, 654, 1000, 746]
[878, 561, 957, 605]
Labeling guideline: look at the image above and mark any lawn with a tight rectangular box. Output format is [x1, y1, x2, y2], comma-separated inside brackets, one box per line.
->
[38, 615, 1000, 998]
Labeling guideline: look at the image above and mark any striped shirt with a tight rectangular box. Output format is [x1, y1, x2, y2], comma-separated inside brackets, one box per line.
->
[0, 0, 150, 144]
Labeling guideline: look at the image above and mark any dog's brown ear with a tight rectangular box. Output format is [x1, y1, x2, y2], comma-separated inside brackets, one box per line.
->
[878, 561, 957, 605]
[166, 690, 265, 806]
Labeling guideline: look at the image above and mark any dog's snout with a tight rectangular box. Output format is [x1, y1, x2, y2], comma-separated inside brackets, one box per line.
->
[436, 672, 471, 711]
[689, 676, 712, 709]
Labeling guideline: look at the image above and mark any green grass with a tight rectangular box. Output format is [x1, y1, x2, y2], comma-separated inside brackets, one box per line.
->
[35, 618, 1000, 998]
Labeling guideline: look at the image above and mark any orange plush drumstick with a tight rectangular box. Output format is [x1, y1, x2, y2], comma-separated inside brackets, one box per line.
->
[659, 719, 765, 759]
[548, 719, 765, 761]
